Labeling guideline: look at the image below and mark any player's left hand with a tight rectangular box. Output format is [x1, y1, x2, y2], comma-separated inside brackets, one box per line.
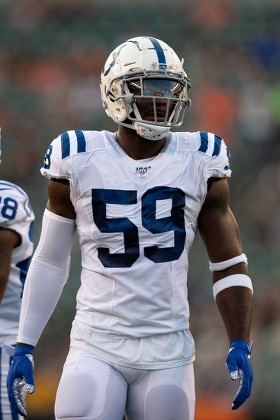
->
[5, 344, 35, 417]
[226, 339, 253, 410]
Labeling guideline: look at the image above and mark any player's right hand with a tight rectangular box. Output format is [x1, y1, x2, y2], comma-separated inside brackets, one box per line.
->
[5, 344, 35, 417]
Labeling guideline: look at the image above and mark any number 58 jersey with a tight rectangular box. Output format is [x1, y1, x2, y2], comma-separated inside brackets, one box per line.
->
[0, 181, 35, 345]
[41, 130, 231, 362]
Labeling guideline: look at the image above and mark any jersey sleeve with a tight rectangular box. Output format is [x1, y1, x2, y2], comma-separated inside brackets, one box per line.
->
[197, 131, 232, 180]
[40, 134, 68, 180]
[0, 181, 35, 235]
[40, 130, 87, 180]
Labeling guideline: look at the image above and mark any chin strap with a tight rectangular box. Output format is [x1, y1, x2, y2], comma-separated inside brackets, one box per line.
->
[133, 121, 170, 141]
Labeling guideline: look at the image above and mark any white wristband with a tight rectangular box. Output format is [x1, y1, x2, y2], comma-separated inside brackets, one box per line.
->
[213, 274, 253, 300]
[209, 253, 248, 272]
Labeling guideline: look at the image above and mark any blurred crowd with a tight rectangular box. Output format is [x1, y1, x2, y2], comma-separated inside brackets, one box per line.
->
[1, 0, 280, 418]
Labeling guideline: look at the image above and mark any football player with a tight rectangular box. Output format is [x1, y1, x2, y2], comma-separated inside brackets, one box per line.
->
[6, 37, 253, 420]
[0, 129, 35, 419]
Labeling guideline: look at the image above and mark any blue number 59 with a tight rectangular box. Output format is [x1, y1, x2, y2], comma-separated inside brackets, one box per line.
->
[92, 186, 186, 268]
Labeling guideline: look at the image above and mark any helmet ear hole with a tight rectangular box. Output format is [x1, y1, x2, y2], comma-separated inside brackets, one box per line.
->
[113, 100, 129, 122]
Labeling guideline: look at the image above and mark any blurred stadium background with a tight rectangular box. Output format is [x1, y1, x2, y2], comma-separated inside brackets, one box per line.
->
[1, 0, 280, 418]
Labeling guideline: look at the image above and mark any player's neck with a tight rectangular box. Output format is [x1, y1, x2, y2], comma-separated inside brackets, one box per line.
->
[116, 127, 167, 160]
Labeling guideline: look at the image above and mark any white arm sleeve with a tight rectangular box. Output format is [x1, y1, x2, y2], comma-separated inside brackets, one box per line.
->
[17, 208, 76, 346]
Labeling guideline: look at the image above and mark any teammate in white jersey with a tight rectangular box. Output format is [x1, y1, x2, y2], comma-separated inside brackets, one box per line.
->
[7, 37, 253, 419]
[0, 129, 35, 420]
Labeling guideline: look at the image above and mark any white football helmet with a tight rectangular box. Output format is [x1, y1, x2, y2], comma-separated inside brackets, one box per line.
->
[100, 36, 191, 141]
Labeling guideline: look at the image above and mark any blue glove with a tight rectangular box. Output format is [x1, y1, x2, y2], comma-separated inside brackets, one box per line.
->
[6, 344, 35, 417]
[226, 339, 253, 410]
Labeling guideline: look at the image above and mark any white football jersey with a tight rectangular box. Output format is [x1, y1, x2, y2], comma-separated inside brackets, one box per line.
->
[0, 181, 35, 346]
[41, 130, 231, 367]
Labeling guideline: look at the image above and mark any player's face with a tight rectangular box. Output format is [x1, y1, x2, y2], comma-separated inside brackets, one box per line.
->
[128, 79, 184, 122]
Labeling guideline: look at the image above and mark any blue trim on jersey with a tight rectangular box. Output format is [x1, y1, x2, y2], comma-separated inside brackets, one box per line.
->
[212, 135, 222, 156]
[61, 132, 70, 159]
[225, 148, 231, 169]
[199, 132, 223, 156]
[17, 256, 32, 290]
[75, 130, 86, 153]
[0, 181, 26, 198]
[61, 131, 86, 158]
[29, 220, 34, 241]
[148, 37, 166, 67]
[198, 131, 208, 153]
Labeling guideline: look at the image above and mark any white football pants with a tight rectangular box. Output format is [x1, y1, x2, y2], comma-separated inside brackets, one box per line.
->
[55, 346, 195, 420]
